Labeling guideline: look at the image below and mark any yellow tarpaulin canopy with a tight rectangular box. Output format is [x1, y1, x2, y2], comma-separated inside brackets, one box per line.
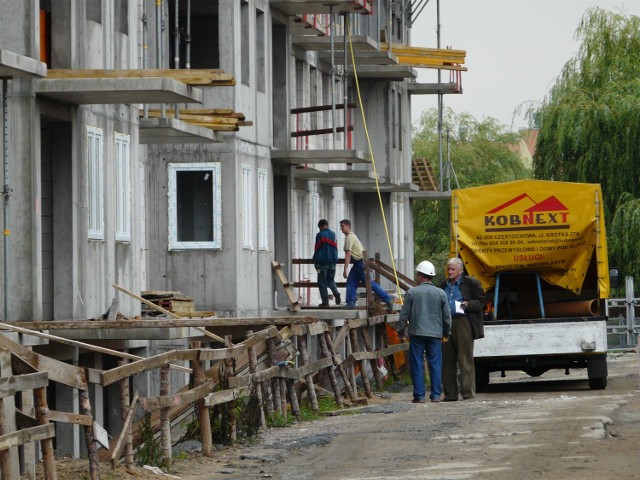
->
[449, 180, 609, 298]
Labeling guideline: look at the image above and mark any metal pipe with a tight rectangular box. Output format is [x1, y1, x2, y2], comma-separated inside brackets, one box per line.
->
[173, 0, 180, 69]
[437, 0, 443, 191]
[343, 14, 348, 149]
[173, 0, 180, 119]
[331, 8, 336, 146]
[156, 0, 166, 117]
[142, 0, 149, 117]
[626, 276, 635, 346]
[185, 0, 191, 69]
[2, 80, 9, 321]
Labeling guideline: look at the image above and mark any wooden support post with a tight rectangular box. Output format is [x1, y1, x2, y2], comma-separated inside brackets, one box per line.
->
[246, 331, 267, 429]
[0, 350, 18, 478]
[191, 354, 213, 457]
[22, 388, 36, 480]
[374, 252, 381, 284]
[34, 386, 57, 480]
[361, 326, 384, 390]
[324, 332, 358, 403]
[79, 386, 99, 480]
[266, 338, 283, 417]
[159, 365, 172, 465]
[281, 380, 288, 418]
[350, 328, 372, 398]
[297, 335, 319, 412]
[118, 360, 135, 470]
[318, 331, 343, 407]
[224, 336, 237, 443]
[286, 380, 300, 417]
[363, 250, 374, 310]
[0, 390, 10, 480]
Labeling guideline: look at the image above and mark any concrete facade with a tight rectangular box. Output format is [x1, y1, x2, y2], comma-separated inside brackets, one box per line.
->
[0, 0, 423, 456]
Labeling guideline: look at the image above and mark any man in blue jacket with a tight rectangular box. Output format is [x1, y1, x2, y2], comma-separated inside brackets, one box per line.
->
[313, 219, 341, 307]
[398, 260, 451, 403]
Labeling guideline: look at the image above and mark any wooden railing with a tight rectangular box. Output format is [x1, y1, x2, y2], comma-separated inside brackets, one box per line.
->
[0, 312, 408, 479]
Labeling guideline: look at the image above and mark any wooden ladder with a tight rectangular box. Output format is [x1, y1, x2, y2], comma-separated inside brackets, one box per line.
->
[272, 261, 301, 312]
[412, 157, 439, 191]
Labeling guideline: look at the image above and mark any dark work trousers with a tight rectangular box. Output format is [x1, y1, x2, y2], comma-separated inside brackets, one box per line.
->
[442, 315, 476, 400]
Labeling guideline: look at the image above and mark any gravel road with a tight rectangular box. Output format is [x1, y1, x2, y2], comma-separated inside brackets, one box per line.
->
[186, 351, 639, 480]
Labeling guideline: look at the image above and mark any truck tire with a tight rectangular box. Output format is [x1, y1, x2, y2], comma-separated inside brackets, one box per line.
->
[475, 363, 490, 392]
[588, 377, 607, 390]
[587, 354, 608, 390]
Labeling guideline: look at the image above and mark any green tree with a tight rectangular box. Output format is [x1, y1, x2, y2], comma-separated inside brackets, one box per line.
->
[532, 8, 640, 279]
[412, 108, 531, 274]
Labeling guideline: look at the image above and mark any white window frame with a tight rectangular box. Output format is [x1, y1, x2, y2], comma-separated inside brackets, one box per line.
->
[114, 132, 131, 242]
[168, 162, 222, 250]
[241, 164, 253, 249]
[392, 201, 399, 261]
[309, 192, 319, 253]
[87, 126, 104, 240]
[257, 168, 269, 251]
[334, 197, 344, 259]
[398, 201, 405, 261]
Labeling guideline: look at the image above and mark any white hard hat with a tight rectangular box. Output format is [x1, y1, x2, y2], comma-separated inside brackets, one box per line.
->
[416, 260, 436, 277]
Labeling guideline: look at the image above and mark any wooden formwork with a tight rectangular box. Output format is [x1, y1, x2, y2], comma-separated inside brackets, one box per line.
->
[0, 312, 407, 479]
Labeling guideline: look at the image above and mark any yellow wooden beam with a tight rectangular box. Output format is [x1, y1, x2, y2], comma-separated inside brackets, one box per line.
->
[46, 69, 235, 86]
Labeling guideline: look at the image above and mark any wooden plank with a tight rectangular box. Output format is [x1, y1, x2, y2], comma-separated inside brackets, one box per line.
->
[0, 334, 87, 389]
[291, 322, 329, 336]
[204, 386, 251, 407]
[47, 410, 93, 427]
[15, 316, 317, 330]
[195, 345, 247, 362]
[101, 350, 198, 386]
[110, 392, 139, 467]
[0, 424, 55, 451]
[141, 381, 213, 410]
[46, 69, 235, 85]
[0, 372, 48, 398]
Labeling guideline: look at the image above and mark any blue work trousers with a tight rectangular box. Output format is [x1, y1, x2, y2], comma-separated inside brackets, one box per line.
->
[345, 259, 391, 307]
[317, 265, 339, 305]
[409, 335, 443, 401]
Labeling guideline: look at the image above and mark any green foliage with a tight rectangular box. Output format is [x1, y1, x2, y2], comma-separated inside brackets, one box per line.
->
[136, 412, 170, 470]
[209, 392, 262, 444]
[608, 193, 640, 278]
[532, 8, 640, 280]
[412, 108, 531, 266]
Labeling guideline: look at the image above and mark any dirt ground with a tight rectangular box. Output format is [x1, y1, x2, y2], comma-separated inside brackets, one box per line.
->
[48, 351, 640, 480]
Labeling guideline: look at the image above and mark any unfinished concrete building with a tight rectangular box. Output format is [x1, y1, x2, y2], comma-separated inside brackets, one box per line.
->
[0, 0, 464, 460]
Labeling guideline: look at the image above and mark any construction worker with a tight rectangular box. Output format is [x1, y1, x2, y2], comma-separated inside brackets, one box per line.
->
[313, 219, 341, 307]
[339, 219, 394, 310]
[398, 261, 451, 403]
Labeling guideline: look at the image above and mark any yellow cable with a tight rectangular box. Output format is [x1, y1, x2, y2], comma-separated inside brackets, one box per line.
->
[347, 23, 404, 305]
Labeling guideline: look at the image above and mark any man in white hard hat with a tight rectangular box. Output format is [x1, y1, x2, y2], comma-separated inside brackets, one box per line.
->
[398, 260, 451, 403]
[440, 257, 486, 401]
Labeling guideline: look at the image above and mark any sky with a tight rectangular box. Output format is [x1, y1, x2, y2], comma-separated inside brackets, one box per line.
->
[409, 0, 640, 131]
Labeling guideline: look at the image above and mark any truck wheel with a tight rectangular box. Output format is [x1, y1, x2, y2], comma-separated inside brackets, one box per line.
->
[475, 364, 490, 392]
[587, 354, 608, 390]
[588, 377, 607, 390]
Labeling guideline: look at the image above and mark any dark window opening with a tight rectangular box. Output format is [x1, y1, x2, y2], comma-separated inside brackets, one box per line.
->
[114, 0, 128, 35]
[168, 0, 219, 69]
[176, 170, 213, 242]
[86, 0, 102, 24]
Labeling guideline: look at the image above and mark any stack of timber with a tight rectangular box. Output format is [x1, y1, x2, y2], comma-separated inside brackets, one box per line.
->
[141, 108, 253, 132]
[380, 43, 467, 71]
[46, 68, 236, 86]
[141, 290, 213, 318]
